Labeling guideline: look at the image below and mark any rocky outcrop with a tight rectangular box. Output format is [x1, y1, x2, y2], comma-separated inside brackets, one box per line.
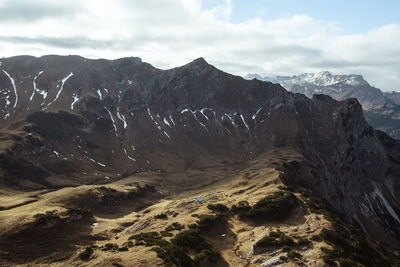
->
[245, 71, 400, 139]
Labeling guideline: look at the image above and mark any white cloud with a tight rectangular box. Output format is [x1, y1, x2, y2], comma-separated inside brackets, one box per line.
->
[0, 0, 399, 91]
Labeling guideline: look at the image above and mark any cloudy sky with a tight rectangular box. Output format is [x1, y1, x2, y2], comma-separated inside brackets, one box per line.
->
[1, 0, 399, 91]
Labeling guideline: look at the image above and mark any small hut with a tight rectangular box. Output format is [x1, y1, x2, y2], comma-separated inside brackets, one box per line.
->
[195, 196, 205, 204]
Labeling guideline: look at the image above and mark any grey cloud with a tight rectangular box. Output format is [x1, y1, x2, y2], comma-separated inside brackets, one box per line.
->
[310, 57, 400, 69]
[0, 36, 116, 49]
[0, 0, 79, 22]
[231, 45, 322, 60]
[0, 0, 398, 91]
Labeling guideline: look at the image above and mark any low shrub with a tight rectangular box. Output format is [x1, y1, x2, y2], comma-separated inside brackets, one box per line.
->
[310, 235, 321, 242]
[279, 255, 288, 262]
[193, 249, 220, 265]
[129, 232, 168, 247]
[231, 201, 251, 217]
[338, 258, 364, 267]
[79, 246, 93, 261]
[118, 246, 129, 252]
[287, 250, 302, 260]
[33, 210, 60, 223]
[249, 191, 297, 220]
[207, 203, 229, 213]
[160, 231, 173, 237]
[165, 222, 185, 232]
[65, 205, 92, 216]
[152, 245, 195, 267]
[171, 230, 211, 252]
[322, 255, 336, 265]
[197, 213, 226, 232]
[188, 224, 198, 230]
[127, 184, 156, 198]
[131, 227, 219, 267]
[154, 213, 168, 219]
[296, 237, 311, 246]
[231, 192, 297, 220]
[255, 230, 295, 249]
[319, 228, 352, 252]
[102, 243, 119, 251]
[98, 186, 117, 192]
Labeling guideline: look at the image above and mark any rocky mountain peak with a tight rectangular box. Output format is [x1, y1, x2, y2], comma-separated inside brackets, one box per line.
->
[181, 57, 212, 73]
[292, 71, 368, 87]
[244, 73, 263, 80]
[185, 57, 209, 67]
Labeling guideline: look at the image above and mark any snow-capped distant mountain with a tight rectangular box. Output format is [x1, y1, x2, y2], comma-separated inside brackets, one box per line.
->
[245, 71, 376, 105]
[245, 71, 400, 139]
[284, 71, 367, 87]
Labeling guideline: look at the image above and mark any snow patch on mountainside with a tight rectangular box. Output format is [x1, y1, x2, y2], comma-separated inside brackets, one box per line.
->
[1, 68, 18, 109]
[47, 72, 74, 108]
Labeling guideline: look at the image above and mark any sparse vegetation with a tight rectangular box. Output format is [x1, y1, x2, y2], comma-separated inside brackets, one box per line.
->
[230, 201, 251, 217]
[160, 230, 173, 237]
[196, 213, 226, 232]
[254, 230, 295, 250]
[152, 245, 195, 267]
[287, 250, 302, 260]
[129, 232, 168, 247]
[296, 237, 311, 246]
[98, 186, 117, 192]
[154, 213, 168, 219]
[65, 205, 92, 216]
[193, 249, 220, 265]
[79, 246, 93, 261]
[318, 223, 391, 266]
[171, 230, 211, 251]
[338, 257, 364, 267]
[249, 191, 297, 220]
[127, 184, 156, 198]
[301, 192, 341, 223]
[0, 140, 13, 151]
[165, 222, 185, 232]
[33, 210, 60, 224]
[188, 223, 197, 230]
[279, 255, 288, 262]
[310, 234, 321, 241]
[102, 243, 119, 251]
[129, 219, 221, 267]
[231, 191, 297, 220]
[118, 246, 129, 252]
[207, 203, 229, 213]
[297, 192, 394, 266]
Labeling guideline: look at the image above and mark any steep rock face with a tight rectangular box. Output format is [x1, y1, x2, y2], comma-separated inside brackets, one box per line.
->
[245, 72, 400, 139]
[0, 56, 399, 246]
[293, 96, 400, 246]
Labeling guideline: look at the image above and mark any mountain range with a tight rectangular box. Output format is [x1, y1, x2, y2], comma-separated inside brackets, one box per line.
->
[245, 71, 400, 139]
[0, 56, 399, 266]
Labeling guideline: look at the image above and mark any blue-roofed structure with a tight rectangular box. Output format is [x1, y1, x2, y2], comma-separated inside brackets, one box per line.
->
[196, 196, 205, 204]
